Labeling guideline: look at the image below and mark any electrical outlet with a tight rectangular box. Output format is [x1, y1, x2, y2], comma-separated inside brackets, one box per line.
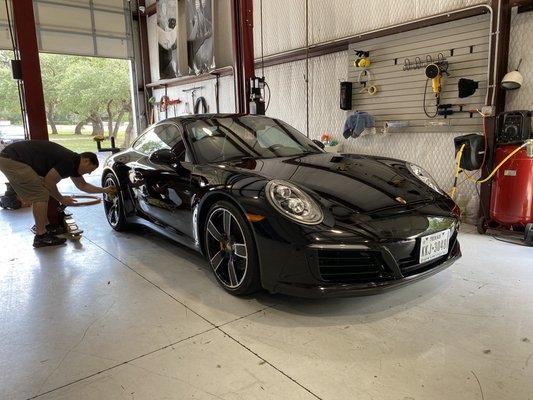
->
[481, 106, 494, 116]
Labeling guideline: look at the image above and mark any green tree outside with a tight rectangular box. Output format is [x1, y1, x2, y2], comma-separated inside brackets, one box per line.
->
[0, 50, 134, 149]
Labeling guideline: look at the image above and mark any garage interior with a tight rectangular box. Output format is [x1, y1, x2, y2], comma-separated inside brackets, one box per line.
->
[1, 0, 532, 399]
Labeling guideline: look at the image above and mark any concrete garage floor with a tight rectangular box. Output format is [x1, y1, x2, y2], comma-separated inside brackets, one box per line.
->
[1, 176, 532, 400]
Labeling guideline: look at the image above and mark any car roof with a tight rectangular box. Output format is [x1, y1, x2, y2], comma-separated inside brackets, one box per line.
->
[162, 113, 274, 125]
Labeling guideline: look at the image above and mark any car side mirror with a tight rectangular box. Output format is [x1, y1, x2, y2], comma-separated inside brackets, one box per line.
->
[312, 139, 325, 150]
[149, 148, 179, 166]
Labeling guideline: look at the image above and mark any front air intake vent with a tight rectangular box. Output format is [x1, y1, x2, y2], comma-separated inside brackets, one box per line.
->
[317, 250, 390, 283]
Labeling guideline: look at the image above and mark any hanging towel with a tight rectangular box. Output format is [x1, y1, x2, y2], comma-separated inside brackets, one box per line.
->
[343, 111, 375, 139]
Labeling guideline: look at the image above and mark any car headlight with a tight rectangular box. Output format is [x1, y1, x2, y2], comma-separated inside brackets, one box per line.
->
[407, 163, 444, 194]
[265, 180, 324, 225]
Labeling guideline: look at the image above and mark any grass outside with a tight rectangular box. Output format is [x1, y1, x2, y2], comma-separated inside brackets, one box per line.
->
[49, 125, 128, 153]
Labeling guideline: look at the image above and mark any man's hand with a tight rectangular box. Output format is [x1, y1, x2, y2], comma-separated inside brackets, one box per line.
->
[61, 196, 78, 206]
[103, 186, 116, 195]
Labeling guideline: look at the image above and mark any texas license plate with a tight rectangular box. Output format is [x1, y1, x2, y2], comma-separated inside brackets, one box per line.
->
[419, 230, 450, 263]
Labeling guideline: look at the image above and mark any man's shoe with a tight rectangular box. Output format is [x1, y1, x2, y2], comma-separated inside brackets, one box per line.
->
[31, 224, 67, 235]
[48, 224, 66, 235]
[33, 232, 67, 248]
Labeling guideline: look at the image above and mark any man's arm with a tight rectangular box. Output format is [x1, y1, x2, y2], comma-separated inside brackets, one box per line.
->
[71, 176, 110, 194]
[43, 168, 77, 205]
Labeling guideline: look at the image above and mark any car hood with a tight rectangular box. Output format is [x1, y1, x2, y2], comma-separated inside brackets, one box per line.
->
[221, 153, 437, 213]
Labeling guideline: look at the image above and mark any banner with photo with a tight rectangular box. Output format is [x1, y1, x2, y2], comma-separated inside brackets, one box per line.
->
[157, 0, 180, 79]
[186, 0, 215, 75]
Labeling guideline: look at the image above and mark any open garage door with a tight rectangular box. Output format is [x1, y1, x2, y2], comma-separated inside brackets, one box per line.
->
[0, 0, 133, 59]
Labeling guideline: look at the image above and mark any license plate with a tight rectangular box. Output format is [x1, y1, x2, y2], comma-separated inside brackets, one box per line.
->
[419, 230, 450, 263]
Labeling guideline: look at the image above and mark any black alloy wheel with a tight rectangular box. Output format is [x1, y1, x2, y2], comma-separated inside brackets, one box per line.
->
[103, 173, 128, 231]
[204, 201, 260, 295]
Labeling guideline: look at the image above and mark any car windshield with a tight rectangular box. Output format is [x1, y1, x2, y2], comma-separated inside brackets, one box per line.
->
[185, 116, 322, 164]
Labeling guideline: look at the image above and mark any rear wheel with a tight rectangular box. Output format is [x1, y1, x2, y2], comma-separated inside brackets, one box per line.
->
[103, 173, 128, 231]
[204, 201, 260, 295]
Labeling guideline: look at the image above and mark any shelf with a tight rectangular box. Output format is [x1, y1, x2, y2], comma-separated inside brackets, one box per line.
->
[146, 66, 234, 89]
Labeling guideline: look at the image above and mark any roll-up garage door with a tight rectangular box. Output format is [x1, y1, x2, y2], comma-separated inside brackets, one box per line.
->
[0, 0, 133, 59]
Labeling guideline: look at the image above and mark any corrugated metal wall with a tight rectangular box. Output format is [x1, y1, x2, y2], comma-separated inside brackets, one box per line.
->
[506, 10, 533, 112]
[253, 0, 488, 57]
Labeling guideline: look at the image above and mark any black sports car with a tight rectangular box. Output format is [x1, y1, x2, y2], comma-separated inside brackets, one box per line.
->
[102, 114, 461, 298]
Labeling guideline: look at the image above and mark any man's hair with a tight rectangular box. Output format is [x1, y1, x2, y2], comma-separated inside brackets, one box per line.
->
[80, 152, 99, 167]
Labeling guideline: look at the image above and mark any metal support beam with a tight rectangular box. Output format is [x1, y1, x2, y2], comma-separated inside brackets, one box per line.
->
[137, 0, 153, 123]
[12, 0, 48, 140]
[231, 0, 255, 114]
[479, 0, 512, 221]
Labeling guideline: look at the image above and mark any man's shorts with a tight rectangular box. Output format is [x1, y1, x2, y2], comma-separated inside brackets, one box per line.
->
[0, 156, 49, 203]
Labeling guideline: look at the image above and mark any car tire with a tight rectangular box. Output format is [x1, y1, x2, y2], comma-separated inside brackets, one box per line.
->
[103, 173, 129, 232]
[204, 201, 261, 295]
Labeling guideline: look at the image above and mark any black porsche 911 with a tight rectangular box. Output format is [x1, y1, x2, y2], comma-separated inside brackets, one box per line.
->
[102, 114, 461, 298]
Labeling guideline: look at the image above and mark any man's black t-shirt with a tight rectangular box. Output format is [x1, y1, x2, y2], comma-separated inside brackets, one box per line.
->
[1, 140, 81, 178]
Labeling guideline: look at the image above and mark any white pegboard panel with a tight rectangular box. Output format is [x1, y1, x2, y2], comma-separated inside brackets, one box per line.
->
[505, 10, 533, 112]
[347, 14, 490, 133]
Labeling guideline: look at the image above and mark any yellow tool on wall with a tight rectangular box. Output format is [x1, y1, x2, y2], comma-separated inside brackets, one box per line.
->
[423, 62, 449, 118]
[353, 50, 371, 68]
[425, 63, 443, 96]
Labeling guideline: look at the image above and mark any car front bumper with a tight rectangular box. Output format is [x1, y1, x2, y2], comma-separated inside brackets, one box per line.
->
[268, 239, 461, 298]
[251, 209, 461, 298]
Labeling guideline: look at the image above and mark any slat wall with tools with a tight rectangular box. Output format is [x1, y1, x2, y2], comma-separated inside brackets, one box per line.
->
[347, 14, 490, 133]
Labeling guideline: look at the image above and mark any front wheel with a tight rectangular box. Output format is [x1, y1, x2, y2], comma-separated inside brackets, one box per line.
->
[204, 201, 261, 295]
[103, 173, 128, 231]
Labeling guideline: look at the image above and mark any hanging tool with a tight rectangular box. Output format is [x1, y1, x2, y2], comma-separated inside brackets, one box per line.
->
[423, 61, 449, 118]
[183, 87, 204, 115]
[425, 63, 444, 97]
[357, 70, 378, 95]
[159, 95, 182, 114]
[148, 96, 156, 124]
[249, 76, 266, 115]
[354, 50, 371, 68]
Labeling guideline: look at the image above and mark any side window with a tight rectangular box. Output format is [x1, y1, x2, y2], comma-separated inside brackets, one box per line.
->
[132, 124, 185, 157]
[132, 128, 167, 154]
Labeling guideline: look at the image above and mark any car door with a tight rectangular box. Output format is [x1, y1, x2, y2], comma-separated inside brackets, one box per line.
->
[128, 123, 194, 238]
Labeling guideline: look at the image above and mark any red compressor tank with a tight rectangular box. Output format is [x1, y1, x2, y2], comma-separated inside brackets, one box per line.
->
[490, 145, 533, 226]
